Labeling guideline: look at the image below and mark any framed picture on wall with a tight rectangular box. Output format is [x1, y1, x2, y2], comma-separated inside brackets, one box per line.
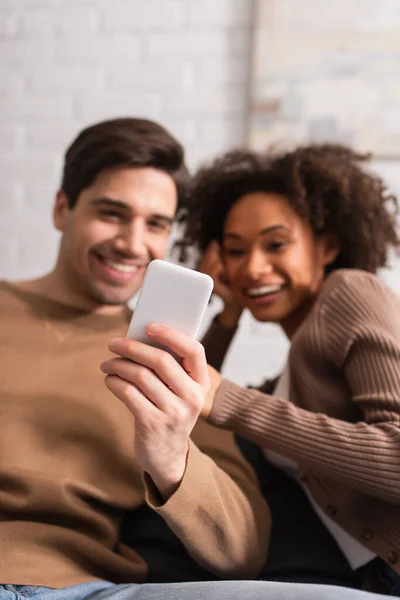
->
[248, 0, 400, 158]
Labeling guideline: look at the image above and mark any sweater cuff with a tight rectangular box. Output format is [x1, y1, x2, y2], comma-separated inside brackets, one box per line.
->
[144, 440, 212, 514]
[209, 378, 248, 428]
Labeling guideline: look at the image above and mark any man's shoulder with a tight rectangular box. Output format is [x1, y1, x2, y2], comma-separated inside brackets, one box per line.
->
[0, 281, 48, 333]
[0, 280, 11, 292]
[0, 280, 41, 310]
[0, 280, 23, 306]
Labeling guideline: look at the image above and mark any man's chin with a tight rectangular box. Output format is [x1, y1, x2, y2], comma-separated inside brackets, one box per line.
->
[89, 281, 141, 307]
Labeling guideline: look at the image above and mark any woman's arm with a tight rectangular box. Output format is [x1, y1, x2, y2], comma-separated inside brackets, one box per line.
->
[201, 316, 238, 371]
[209, 271, 400, 504]
[198, 241, 243, 371]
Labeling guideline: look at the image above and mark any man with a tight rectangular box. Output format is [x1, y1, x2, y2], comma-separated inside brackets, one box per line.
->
[0, 116, 269, 591]
[1, 117, 385, 600]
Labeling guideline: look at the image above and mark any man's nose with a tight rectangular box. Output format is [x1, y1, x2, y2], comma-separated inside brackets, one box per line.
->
[114, 219, 147, 258]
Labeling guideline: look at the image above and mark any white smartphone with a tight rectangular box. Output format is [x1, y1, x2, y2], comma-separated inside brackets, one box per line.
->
[126, 259, 214, 354]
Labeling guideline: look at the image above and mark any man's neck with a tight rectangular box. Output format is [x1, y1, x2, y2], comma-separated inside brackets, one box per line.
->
[14, 271, 126, 316]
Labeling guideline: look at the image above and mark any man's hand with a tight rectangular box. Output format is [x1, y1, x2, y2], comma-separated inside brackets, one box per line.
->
[198, 241, 244, 328]
[101, 324, 210, 500]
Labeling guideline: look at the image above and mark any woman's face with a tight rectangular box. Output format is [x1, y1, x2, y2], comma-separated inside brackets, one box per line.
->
[221, 192, 338, 337]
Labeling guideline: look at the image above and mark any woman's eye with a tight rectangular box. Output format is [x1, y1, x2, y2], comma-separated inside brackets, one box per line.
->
[268, 241, 287, 252]
[224, 248, 245, 257]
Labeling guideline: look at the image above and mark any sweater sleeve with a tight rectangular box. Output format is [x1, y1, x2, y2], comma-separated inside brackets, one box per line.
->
[144, 421, 271, 579]
[209, 272, 400, 505]
[201, 316, 238, 371]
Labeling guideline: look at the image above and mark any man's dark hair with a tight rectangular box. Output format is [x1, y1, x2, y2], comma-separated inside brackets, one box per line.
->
[181, 144, 400, 273]
[61, 117, 190, 212]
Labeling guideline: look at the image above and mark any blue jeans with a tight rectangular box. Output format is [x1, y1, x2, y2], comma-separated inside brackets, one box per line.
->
[0, 581, 391, 600]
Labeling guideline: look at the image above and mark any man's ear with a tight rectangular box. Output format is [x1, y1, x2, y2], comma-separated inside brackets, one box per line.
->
[320, 233, 340, 268]
[53, 190, 70, 232]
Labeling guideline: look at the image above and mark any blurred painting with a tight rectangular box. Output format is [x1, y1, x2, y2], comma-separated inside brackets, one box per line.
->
[248, 0, 400, 158]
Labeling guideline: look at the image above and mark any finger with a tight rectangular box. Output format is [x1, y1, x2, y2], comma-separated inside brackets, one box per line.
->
[104, 374, 159, 419]
[211, 259, 224, 280]
[207, 240, 221, 258]
[108, 334, 209, 392]
[197, 241, 222, 274]
[106, 338, 207, 405]
[102, 358, 176, 411]
[147, 325, 209, 389]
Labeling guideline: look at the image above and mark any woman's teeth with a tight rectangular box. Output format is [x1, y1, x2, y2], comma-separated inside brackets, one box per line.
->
[248, 284, 283, 298]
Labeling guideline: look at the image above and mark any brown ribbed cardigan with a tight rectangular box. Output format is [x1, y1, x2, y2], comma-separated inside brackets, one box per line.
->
[203, 269, 400, 573]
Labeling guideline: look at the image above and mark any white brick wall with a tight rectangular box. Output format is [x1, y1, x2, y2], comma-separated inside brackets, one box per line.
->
[0, 0, 264, 385]
[0, 0, 253, 282]
[1, 0, 399, 387]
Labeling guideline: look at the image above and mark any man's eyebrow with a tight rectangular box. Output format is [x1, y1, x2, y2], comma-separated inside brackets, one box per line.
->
[150, 214, 174, 225]
[223, 225, 289, 240]
[90, 197, 131, 211]
[90, 197, 174, 224]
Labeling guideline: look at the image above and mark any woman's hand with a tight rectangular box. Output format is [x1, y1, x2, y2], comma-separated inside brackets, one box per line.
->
[202, 364, 224, 419]
[198, 241, 243, 328]
[101, 324, 210, 500]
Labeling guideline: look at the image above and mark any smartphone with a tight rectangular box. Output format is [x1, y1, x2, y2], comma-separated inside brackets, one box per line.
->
[126, 259, 214, 354]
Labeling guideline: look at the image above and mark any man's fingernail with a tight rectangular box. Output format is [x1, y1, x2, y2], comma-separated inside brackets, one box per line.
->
[100, 361, 108, 372]
[146, 323, 162, 336]
[109, 337, 124, 350]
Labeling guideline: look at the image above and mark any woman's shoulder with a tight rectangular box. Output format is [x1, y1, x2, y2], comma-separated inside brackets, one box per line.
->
[294, 269, 400, 367]
[310, 269, 400, 344]
[319, 268, 399, 310]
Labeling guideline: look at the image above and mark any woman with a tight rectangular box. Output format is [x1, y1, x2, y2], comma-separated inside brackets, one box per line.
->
[181, 144, 400, 595]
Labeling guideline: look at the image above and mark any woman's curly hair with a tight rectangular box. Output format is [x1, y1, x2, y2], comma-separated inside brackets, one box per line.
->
[179, 144, 400, 273]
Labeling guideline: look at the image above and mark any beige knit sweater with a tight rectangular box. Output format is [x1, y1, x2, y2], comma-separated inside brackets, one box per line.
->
[0, 282, 270, 588]
[204, 269, 400, 573]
